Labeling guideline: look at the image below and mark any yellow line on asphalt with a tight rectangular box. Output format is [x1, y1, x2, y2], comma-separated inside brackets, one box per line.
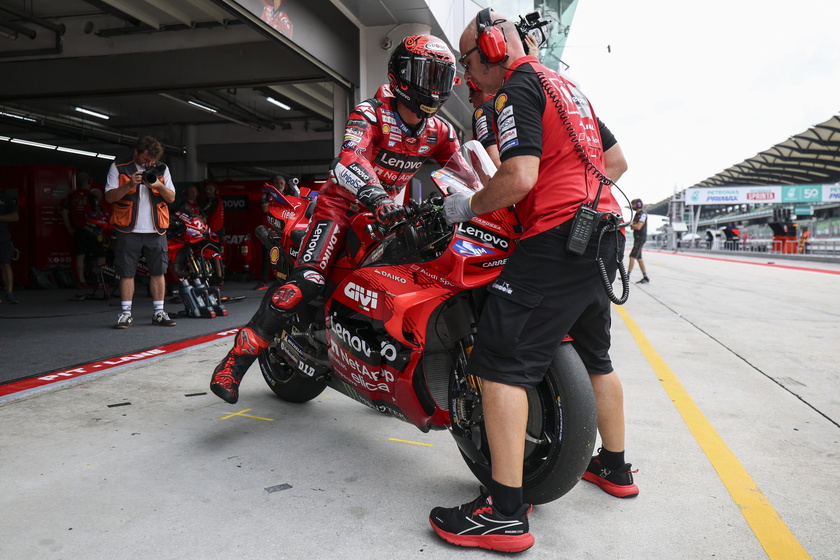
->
[614, 304, 812, 560]
[218, 408, 274, 421]
[388, 438, 434, 447]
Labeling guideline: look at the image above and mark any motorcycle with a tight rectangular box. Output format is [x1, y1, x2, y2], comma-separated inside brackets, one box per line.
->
[255, 142, 597, 504]
[166, 211, 224, 287]
[82, 206, 226, 309]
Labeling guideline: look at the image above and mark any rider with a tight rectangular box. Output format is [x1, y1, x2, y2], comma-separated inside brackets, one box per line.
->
[210, 34, 463, 404]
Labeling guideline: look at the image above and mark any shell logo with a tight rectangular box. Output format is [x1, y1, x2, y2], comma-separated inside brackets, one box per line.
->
[495, 94, 507, 113]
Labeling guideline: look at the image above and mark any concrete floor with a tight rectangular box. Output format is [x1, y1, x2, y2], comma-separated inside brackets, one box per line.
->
[1, 250, 838, 559]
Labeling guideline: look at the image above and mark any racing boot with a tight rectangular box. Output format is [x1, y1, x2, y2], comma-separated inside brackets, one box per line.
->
[210, 327, 270, 404]
[209, 279, 317, 404]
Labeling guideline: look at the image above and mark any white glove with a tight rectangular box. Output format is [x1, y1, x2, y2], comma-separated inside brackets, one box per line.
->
[443, 188, 477, 224]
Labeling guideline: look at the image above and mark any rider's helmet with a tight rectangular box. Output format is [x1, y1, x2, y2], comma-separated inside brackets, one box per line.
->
[388, 35, 457, 119]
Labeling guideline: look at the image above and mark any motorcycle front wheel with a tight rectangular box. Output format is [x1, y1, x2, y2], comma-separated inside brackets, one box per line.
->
[258, 344, 327, 403]
[449, 340, 597, 505]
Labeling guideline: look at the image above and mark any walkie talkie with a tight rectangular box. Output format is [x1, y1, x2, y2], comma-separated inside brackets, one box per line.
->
[566, 204, 600, 255]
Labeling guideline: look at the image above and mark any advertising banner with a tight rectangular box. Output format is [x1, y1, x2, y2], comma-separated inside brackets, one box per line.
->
[229, 0, 359, 84]
[685, 183, 840, 205]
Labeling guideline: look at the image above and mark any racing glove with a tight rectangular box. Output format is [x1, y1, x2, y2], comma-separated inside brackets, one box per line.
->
[443, 187, 477, 224]
[372, 199, 407, 227]
[357, 184, 406, 227]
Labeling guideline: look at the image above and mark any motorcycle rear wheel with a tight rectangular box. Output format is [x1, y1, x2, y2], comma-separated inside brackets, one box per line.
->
[258, 344, 327, 403]
[450, 341, 597, 505]
[172, 246, 213, 283]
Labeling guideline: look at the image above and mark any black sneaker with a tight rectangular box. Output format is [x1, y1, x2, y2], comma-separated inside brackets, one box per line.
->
[152, 310, 176, 326]
[115, 311, 133, 329]
[429, 493, 534, 553]
[581, 454, 639, 498]
[636, 277, 650, 284]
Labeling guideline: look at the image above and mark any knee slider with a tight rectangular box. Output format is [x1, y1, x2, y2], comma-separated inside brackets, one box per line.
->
[271, 269, 324, 312]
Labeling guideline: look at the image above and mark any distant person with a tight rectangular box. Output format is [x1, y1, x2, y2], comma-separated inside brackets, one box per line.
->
[104, 136, 177, 329]
[202, 182, 226, 285]
[178, 184, 204, 221]
[201, 183, 225, 241]
[628, 198, 650, 283]
[0, 189, 19, 304]
[62, 172, 107, 288]
[798, 226, 810, 254]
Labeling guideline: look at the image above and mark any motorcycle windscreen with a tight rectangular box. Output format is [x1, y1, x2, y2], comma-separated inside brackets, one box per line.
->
[429, 140, 492, 197]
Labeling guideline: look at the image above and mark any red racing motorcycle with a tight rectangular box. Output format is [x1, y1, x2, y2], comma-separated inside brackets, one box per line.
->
[166, 211, 224, 286]
[255, 143, 596, 504]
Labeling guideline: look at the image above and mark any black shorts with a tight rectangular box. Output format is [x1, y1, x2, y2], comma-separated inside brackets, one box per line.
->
[0, 232, 12, 265]
[629, 237, 645, 259]
[467, 223, 625, 387]
[113, 231, 169, 277]
[73, 230, 106, 259]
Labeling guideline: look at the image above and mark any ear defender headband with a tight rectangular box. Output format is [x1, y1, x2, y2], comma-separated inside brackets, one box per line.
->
[476, 8, 508, 64]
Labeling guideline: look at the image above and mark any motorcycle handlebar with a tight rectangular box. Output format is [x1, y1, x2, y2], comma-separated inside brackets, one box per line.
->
[366, 198, 431, 238]
[255, 225, 274, 248]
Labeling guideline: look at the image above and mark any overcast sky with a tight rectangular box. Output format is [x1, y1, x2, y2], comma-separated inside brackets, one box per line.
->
[561, 0, 840, 211]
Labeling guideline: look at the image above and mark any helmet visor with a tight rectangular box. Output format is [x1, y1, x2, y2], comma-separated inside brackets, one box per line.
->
[399, 56, 456, 96]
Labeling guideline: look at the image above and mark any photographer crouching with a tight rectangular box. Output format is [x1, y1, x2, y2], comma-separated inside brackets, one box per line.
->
[104, 136, 177, 329]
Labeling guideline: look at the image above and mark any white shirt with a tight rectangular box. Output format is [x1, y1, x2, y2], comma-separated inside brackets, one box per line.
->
[105, 162, 174, 233]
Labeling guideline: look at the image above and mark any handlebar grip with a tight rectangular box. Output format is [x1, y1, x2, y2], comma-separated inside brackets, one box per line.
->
[403, 198, 420, 219]
[255, 225, 274, 248]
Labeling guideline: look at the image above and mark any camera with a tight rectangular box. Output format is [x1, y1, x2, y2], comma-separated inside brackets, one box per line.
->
[141, 163, 166, 184]
[515, 10, 551, 48]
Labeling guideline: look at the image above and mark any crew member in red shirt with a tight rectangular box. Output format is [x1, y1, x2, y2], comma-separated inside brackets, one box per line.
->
[430, 10, 633, 552]
[62, 172, 107, 287]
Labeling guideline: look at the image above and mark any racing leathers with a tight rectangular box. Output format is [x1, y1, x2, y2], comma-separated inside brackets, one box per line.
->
[210, 84, 464, 403]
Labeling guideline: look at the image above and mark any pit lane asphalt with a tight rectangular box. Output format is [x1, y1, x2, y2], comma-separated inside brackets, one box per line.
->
[0, 254, 837, 559]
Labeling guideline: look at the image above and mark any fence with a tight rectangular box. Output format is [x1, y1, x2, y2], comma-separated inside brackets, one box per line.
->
[672, 237, 840, 258]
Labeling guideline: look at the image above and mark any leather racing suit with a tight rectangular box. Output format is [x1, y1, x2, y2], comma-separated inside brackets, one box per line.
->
[211, 84, 464, 403]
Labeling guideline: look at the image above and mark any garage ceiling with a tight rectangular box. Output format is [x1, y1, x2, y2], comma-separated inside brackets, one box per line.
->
[0, 0, 340, 182]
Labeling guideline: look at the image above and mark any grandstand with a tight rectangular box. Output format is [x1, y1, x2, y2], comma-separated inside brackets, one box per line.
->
[648, 114, 840, 257]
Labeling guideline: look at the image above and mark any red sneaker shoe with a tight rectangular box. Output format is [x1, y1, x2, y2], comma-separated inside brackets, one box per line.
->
[581, 455, 639, 498]
[430, 494, 534, 553]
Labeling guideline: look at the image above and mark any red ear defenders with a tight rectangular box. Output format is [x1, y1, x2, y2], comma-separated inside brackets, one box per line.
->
[476, 8, 507, 64]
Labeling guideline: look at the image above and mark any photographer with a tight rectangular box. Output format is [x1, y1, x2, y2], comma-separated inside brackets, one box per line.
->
[104, 136, 177, 329]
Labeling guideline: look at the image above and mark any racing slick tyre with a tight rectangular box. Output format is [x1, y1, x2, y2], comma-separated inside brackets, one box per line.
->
[449, 340, 597, 505]
[172, 246, 213, 284]
[258, 344, 327, 403]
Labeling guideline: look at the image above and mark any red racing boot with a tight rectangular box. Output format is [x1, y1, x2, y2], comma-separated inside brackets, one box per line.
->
[210, 327, 270, 404]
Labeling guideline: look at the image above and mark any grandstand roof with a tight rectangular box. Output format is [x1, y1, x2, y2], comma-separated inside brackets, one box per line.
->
[649, 114, 840, 215]
[694, 114, 840, 188]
